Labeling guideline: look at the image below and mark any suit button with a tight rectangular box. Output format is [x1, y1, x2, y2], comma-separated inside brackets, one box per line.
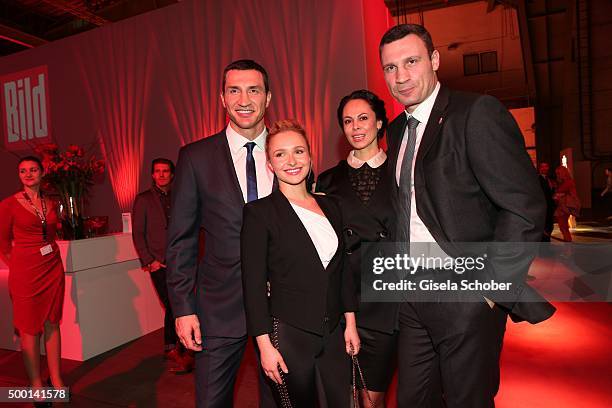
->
[346, 250, 352, 255]
[323, 316, 329, 322]
[346, 228, 354, 237]
[379, 230, 388, 239]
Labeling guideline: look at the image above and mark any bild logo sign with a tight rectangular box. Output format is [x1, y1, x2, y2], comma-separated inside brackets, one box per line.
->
[1, 66, 52, 151]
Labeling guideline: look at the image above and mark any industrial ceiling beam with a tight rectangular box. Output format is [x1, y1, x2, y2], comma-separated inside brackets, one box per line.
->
[42, 0, 110, 26]
[385, 0, 477, 16]
[0, 23, 47, 48]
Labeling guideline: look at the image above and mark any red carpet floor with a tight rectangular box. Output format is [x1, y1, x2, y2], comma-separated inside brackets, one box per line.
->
[496, 302, 612, 408]
[0, 302, 610, 407]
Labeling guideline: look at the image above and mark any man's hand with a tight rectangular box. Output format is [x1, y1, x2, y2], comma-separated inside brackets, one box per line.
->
[148, 260, 167, 272]
[176, 314, 203, 351]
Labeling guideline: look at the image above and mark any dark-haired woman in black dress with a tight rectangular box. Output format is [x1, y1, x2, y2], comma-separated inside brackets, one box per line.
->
[316, 90, 398, 407]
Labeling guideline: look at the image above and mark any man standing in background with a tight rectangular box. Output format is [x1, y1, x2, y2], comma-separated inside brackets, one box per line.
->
[132, 158, 193, 373]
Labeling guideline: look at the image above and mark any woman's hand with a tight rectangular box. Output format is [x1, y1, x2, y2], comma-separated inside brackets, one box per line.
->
[256, 334, 289, 384]
[344, 312, 360, 355]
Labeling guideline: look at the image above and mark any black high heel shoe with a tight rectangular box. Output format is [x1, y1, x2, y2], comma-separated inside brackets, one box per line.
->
[30, 379, 52, 407]
[32, 382, 52, 407]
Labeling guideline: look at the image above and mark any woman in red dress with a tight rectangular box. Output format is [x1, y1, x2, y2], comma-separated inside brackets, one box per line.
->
[553, 166, 579, 242]
[0, 156, 65, 394]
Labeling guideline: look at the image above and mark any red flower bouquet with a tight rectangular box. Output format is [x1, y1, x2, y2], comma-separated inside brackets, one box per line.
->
[34, 143, 105, 238]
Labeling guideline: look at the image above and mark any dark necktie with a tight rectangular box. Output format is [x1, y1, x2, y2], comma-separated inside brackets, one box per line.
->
[396, 116, 420, 244]
[245, 142, 258, 203]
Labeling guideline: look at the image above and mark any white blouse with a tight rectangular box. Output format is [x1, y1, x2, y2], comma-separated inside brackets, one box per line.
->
[290, 203, 338, 268]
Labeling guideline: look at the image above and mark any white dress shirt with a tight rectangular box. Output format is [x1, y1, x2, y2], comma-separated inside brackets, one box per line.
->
[395, 81, 441, 244]
[225, 124, 275, 202]
[290, 203, 338, 269]
[347, 148, 387, 169]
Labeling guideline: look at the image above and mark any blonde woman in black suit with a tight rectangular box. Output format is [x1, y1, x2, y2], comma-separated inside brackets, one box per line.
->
[316, 90, 398, 407]
[241, 119, 360, 407]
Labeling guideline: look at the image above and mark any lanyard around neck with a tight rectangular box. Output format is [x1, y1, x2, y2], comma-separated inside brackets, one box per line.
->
[22, 191, 48, 242]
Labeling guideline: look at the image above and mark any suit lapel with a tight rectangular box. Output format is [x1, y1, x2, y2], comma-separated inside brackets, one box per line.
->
[272, 175, 279, 192]
[413, 87, 452, 244]
[314, 194, 342, 240]
[387, 115, 407, 195]
[313, 194, 343, 268]
[272, 191, 325, 272]
[217, 131, 245, 206]
[415, 86, 450, 164]
[272, 191, 343, 272]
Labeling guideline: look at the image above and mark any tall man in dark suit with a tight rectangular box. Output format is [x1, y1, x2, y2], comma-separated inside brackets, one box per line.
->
[133, 158, 193, 372]
[379, 24, 555, 407]
[166, 59, 275, 407]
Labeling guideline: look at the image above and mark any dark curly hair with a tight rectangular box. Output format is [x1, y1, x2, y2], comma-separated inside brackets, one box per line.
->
[336, 89, 388, 139]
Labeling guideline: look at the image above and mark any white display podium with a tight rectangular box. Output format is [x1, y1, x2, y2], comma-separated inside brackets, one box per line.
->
[0, 233, 164, 361]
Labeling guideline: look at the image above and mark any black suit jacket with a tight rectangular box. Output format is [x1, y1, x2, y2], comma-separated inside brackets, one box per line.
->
[166, 131, 276, 338]
[387, 86, 555, 324]
[538, 175, 555, 233]
[241, 190, 358, 337]
[132, 188, 168, 266]
[316, 160, 399, 333]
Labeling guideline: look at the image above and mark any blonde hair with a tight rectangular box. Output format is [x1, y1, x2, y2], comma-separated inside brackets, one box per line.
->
[266, 119, 311, 157]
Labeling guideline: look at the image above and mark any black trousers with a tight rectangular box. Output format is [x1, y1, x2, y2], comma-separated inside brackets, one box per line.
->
[266, 320, 351, 408]
[195, 336, 276, 408]
[543, 212, 554, 242]
[397, 300, 507, 408]
[149, 267, 178, 348]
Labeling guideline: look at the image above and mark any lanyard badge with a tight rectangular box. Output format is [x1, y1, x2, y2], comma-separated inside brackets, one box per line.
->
[22, 191, 49, 247]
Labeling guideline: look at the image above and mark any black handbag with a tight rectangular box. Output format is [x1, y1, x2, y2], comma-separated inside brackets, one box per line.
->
[271, 317, 293, 408]
[271, 323, 373, 408]
[351, 345, 374, 408]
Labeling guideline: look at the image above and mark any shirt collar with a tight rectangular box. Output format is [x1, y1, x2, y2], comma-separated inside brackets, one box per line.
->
[347, 148, 387, 169]
[153, 185, 170, 196]
[226, 123, 267, 154]
[404, 81, 441, 126]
